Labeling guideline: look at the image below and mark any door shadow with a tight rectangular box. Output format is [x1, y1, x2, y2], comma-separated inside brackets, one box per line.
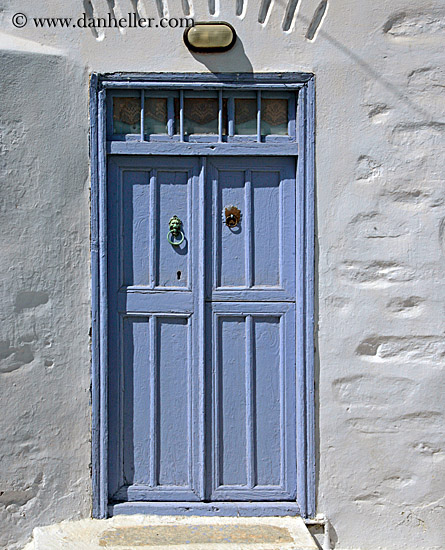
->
[188, 35, 253, 74]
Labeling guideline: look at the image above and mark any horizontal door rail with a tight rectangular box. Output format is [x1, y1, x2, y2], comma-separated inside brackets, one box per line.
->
[103, 82, 305, 90]
[107, 142, 299, 155]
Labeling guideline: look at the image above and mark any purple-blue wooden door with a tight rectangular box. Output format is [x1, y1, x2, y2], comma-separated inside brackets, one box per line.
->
[107, 156, 297, 504]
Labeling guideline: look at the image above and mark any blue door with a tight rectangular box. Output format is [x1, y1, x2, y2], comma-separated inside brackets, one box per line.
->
[107, 155, 297, 506]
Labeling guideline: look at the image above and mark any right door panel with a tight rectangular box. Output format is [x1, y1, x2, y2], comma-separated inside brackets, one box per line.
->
[207, 157, 297, 502]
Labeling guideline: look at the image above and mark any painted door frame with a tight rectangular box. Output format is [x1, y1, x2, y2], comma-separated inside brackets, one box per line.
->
[90, 72, 315, 519]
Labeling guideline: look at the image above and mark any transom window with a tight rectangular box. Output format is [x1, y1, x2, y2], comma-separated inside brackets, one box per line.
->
[108, 89, 297, 143]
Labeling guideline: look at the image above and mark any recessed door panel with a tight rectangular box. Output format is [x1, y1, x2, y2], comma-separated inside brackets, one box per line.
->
[119, 314, 197, 502]
[216, 315, 248, 487]
[156, 315, 191, 487]
[156, 170, 191, 289]
[252, 170, 281, 287]
[217, 171, 246, 288]
[122, 170, 151, 286]
[122, 316, 151, 487]
[210, 302, 296, 501]
[254, 315, 283, 486]
[209, 158, 295, 301]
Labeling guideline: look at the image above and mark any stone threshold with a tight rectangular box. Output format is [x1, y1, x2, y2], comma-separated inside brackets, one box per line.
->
[23, 515, 319, 550]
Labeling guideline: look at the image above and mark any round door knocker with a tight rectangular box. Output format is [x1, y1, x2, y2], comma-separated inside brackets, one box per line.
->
[167, 215, 185, 246]
[224, 205, 241, 228]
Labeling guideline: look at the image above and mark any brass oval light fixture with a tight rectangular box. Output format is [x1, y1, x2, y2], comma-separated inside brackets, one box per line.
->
[184, 22, 236, 53]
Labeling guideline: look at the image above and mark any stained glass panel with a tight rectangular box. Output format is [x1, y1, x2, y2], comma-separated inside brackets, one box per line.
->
[111, 91, 292, 139]
[113, 97, 141, 134]
[234, 98, 257, 135]
[184, 98, 218, 135]
[144, 97, 168, 135]
[174, 97, 228, 135]
[261, 98, 288, 136]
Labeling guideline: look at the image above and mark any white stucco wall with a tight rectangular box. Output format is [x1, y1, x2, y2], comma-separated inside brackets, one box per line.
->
[0, 1, 444, 549]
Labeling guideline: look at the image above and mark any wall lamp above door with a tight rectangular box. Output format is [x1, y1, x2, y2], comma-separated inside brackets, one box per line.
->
[184, 22, 237, 53]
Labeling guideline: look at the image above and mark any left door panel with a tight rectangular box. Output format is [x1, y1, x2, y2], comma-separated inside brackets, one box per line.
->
[107, 156, 203, 503]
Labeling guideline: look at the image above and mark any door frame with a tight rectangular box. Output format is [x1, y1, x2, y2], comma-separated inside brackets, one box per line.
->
[90, 72, 315, 519]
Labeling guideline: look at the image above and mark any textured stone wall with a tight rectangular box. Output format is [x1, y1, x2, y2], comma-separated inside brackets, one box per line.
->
[0, 1, 443, 549]
[0, 46, 91, 550]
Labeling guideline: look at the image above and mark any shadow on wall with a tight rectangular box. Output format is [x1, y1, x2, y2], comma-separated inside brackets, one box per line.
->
[189, 36, 253, 73]
[298, 13, 439, 122]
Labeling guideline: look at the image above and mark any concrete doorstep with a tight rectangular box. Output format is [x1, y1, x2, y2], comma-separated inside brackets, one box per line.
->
[23, 515, 319, 550]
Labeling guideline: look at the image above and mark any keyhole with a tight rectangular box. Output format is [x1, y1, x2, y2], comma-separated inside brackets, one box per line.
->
[177, 271, 181, 280]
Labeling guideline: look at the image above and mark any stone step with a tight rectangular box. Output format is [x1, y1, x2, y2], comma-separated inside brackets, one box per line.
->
[23, 515, 319, 550]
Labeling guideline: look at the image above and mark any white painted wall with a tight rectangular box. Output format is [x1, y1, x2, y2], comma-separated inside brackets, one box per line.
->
[0, 1, 444, 548]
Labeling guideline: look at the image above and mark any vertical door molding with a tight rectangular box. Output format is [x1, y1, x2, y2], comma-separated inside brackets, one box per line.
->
[296, 77, 316, 519]
[91, 76, 109, 518]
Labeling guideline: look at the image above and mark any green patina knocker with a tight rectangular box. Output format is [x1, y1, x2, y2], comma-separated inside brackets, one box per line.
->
[167, 215, 185, 246]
